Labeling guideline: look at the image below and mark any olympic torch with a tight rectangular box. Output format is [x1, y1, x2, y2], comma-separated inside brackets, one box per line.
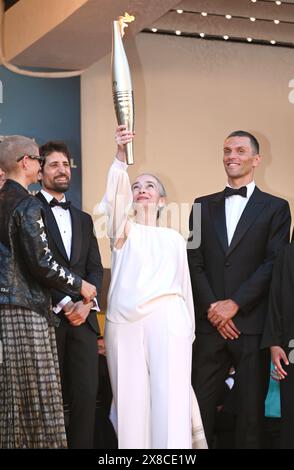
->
[111, 12, 135, 165]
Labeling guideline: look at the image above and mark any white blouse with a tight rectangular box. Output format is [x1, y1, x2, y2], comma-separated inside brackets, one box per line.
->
[100, 158, 195, 330]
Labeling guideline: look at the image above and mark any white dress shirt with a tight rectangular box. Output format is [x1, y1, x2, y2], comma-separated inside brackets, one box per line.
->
[41, 189, 99, 313]
[225, 181, 255, 246]
[41, 189, 72, 258]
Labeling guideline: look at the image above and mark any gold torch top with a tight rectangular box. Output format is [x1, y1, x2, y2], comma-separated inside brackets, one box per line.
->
[117, 12, 135, 37]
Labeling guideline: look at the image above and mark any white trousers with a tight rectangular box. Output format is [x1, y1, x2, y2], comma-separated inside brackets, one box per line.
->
[105, 295, 193, 449]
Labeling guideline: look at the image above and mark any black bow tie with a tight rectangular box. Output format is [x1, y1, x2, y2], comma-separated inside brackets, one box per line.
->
[224, 186, 247, 198]
[49, 198, 71, 210]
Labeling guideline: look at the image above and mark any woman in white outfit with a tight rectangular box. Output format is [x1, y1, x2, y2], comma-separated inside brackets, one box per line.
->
[100, 126, 206, 449]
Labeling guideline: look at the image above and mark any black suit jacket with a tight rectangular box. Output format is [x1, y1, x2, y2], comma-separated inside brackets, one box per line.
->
[262, 242, 294, 349]
[188, 187, 291, 335]
[36, 191, 103, 334]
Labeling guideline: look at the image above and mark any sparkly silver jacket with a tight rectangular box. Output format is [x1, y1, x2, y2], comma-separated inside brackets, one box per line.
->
[0, 179, 82, 323]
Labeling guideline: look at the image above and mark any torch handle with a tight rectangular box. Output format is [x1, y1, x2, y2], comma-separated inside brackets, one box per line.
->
[113, 90, 134, 165]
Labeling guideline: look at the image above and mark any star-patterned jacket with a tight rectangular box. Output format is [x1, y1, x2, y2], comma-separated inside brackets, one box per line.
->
[0, 179, 82, 323]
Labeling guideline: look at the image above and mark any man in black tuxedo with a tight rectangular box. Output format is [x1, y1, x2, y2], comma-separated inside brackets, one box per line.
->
[188, 130, 291, 448]
[37, 141, 103, 449]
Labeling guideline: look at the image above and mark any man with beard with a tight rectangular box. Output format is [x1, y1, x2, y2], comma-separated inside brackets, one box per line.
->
[37, 141, 103, 449]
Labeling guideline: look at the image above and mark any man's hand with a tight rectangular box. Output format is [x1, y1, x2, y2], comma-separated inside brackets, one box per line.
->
[207, 301, 219, 327]
[217, 319, 241, 340]
[115, 125, 135, 162]
[270, 345, 289, 380]
[80, 280, 96, 304]
[98, 337, 106, 356]
[63, 299, 75, 315]
[209, 301, 240, 339]
[66, 300, 94, 327]
[208, 299, 239, 328]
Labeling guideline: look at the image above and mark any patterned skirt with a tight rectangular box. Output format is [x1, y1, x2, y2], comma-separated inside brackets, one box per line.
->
[0, 306, 67, 448]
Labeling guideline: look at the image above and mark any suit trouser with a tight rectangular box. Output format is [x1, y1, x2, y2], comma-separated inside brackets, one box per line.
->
[105, 295, 193, 449]
[192, 331, 270, 449]
[55, 316, 99, 449]
[280, 346, 294, 449]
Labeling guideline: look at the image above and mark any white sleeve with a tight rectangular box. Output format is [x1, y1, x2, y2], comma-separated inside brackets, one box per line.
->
[91, 297, 100, 312]
[180, 240, 196, 342]
[99, 158, 133, 245]
[53, 296, 72, 314]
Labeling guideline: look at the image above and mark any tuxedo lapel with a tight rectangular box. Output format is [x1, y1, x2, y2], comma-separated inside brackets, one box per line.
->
[209, 194, 228, 253]
[70, 205, 82, 266]
[36, 192, 69, 262]
[227, 187, 266, 257]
